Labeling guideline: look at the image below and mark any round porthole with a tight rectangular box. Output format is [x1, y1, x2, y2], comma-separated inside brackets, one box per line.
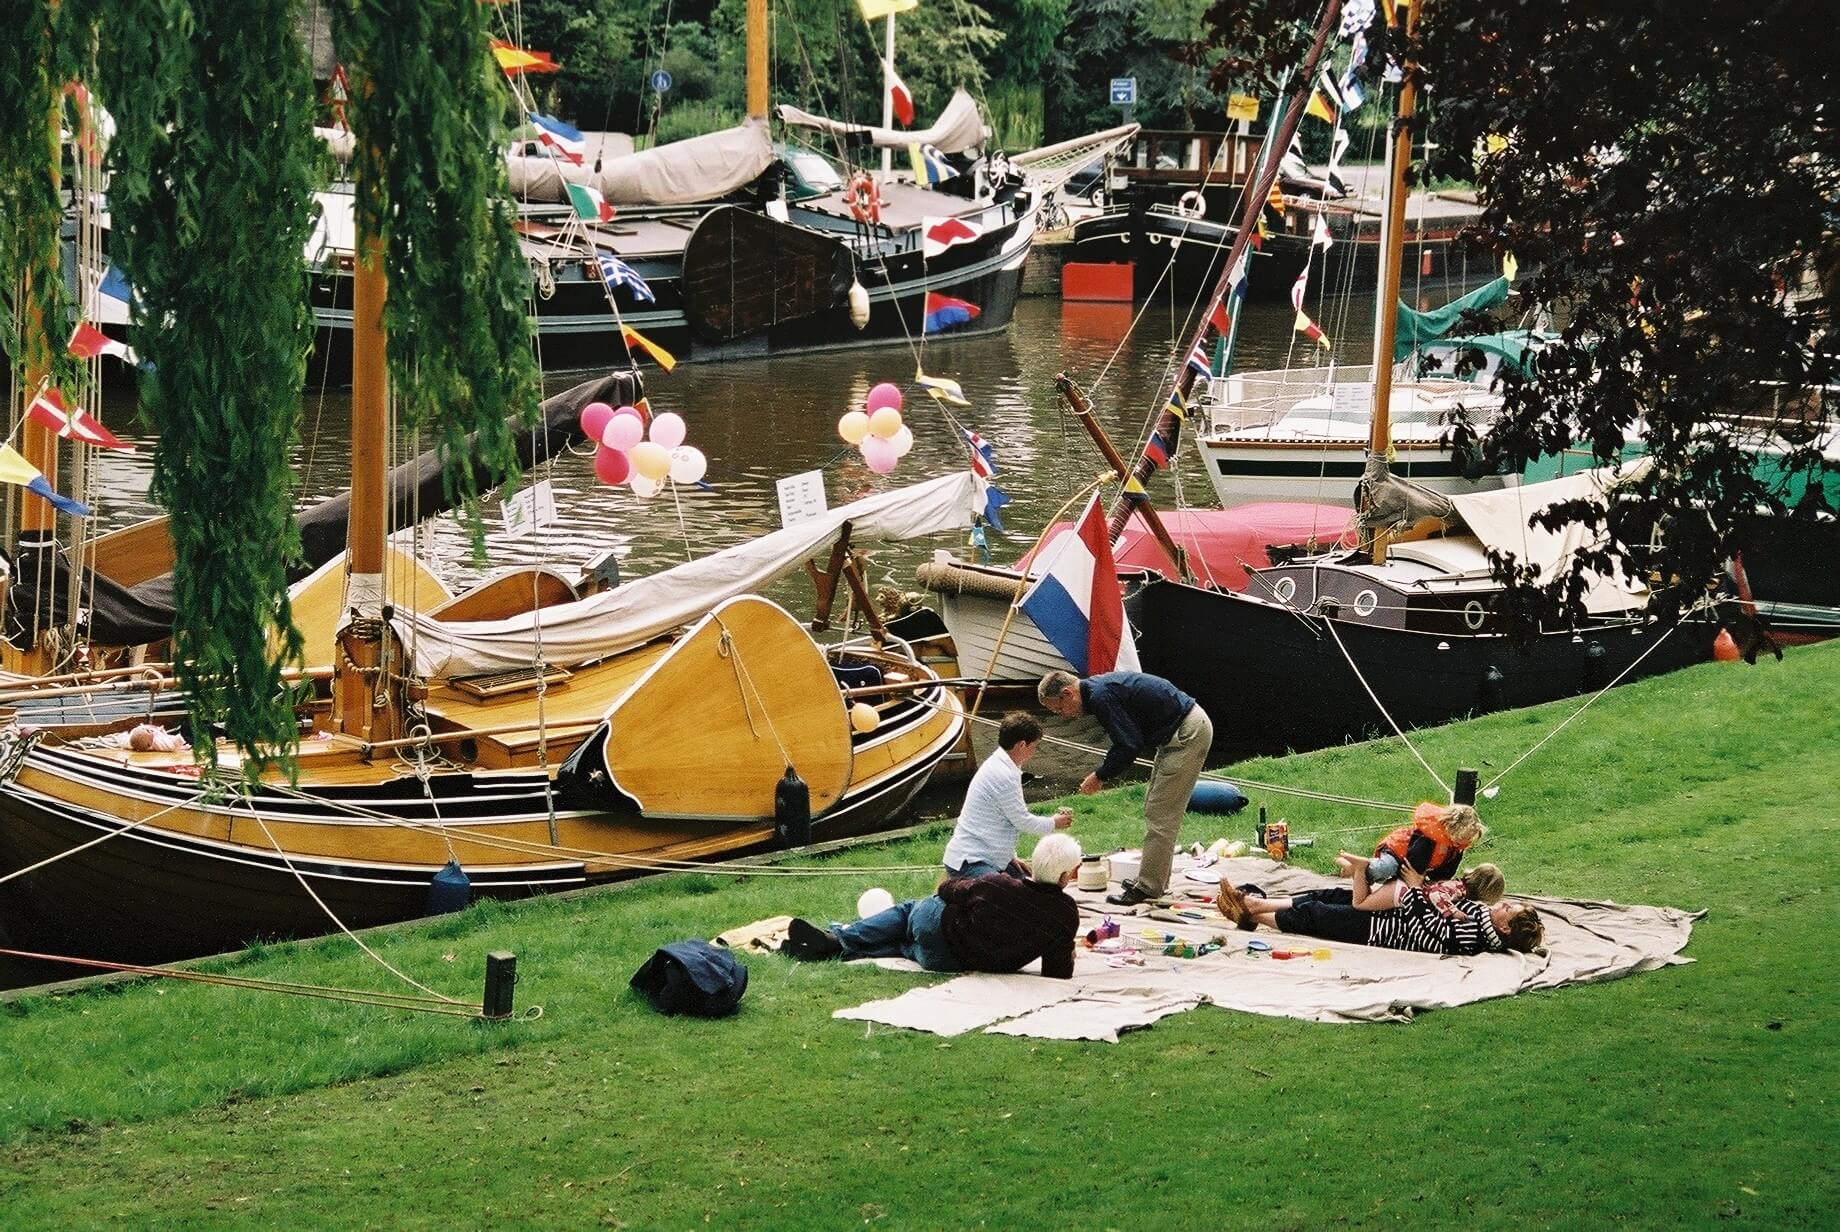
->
[1463, 599, 1487, 630]
[1353, 589, 1378, 616]
[1272, 576, 1296, 603]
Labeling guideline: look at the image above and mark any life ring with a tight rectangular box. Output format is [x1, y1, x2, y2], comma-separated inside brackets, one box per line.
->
[1176, 190, 1207, 219]
[847, 172, 883, 225]
[1463, 599, 1487, 630]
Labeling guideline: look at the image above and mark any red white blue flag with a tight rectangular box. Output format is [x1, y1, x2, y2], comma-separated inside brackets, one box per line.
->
[1019, 496, 1139, 676]
[1186, 341, 1212, 380]
[530, 113, 585, 165]
[962, 427, 997, 478]
[922, 292, 980, 334]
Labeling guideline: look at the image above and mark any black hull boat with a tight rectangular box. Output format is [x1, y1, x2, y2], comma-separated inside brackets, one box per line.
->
[1126, 574, 1719, 755]
[308, 192, 1034, 380]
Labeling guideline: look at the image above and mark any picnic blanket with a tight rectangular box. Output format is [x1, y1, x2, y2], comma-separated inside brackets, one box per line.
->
[829, 856, 1701, 1041]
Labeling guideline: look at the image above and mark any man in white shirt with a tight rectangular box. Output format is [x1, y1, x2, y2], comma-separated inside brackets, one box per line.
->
[942, 713, 1073, 879]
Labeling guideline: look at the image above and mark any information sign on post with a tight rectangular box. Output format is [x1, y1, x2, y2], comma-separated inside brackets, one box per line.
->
[649, 69, 673, 93]
[1109, 77, 1137, 107]
[776, 470, 828, 529]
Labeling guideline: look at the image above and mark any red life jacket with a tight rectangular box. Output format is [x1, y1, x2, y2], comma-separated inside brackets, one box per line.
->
[1374, 802, 1467, 876]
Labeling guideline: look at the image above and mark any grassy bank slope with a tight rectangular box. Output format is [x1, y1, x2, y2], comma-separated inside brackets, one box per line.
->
[2, 645, 1836, 1229]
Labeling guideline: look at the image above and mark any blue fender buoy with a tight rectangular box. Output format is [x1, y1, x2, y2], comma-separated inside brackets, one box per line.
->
[1188, 781, 1249, 815]
[426, 858, 471, 915]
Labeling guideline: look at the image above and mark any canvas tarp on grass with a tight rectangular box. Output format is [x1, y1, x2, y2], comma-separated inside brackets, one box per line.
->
[830, 856, 1699, 1041]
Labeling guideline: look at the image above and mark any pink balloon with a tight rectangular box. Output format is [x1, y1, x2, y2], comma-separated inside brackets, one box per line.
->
[579, 401, 615, 442]
[602, 409, 645, 452]
[594, 445, 631, 485]
[860, 434, 899, 474]
[649, 411, 687, 450]
[865, 382, 904, 413]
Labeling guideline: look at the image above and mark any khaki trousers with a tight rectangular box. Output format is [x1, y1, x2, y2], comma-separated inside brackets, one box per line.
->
[1136, 704, 1213, 895]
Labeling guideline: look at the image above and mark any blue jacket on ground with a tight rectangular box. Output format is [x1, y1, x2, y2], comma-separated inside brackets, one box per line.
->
[1082, 672, 1196, 782]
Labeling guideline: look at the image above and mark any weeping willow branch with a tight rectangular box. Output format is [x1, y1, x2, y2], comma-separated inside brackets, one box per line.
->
[336, 0, 541, 554]
[0, 0, 84, 394]
[89, 0, 320, 780]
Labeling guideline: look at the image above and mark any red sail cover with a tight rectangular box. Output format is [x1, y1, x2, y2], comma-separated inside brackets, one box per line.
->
[1023, 503, 1354, 592]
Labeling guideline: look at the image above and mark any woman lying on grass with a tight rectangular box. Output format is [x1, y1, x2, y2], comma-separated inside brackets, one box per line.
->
[1220, 855, 1543, 956]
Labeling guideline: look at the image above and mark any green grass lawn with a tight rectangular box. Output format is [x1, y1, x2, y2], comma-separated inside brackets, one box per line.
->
[2, 645, 1837, 1228]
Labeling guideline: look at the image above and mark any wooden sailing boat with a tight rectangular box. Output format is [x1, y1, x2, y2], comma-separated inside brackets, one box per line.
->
[0, 29, 968, 966]
[919, 0, 1720, 755]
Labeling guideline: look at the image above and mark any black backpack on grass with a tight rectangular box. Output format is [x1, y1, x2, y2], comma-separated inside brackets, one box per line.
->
[629, 941, 748, 1017]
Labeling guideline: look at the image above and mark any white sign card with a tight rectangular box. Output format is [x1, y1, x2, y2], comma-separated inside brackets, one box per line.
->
[776, 469, 828, 529]
[500, 478, 557, 539]
[1331, 381, 1372, 420]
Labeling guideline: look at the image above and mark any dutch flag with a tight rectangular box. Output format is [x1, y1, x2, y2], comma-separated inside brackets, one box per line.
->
[530, 113, 586, 165]
[962, 427, 997, 478]
[1019, 496, 1140, 676]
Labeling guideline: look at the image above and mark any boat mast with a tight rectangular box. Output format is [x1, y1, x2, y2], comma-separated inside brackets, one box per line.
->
[879, 14, 895, 177]
[333, 105, 398, 742]
[1100, 0, 1344, 547]
[1362, 0, 1420, 565]
[746, 0, 768, 121]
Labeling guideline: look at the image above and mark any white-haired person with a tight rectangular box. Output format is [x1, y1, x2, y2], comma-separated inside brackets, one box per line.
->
[1037, 668, 1212, 906]
[785, 833, 1084, 979]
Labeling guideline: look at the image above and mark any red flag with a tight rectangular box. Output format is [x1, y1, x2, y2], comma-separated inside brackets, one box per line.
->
[886, 63, 915, 126]
[490, 40, 559, 75]
[1208, 297, 1231, 335]
[67, 321, 137, 364]
[27, 387, 133, 450]
[922, 215, 981, 259]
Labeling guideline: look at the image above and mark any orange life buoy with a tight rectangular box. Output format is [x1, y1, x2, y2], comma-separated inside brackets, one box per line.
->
[847, 172, 883, 225]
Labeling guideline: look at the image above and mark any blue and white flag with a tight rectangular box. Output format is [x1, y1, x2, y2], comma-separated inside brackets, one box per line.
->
[1019, 496, 1139, 676]
[1341, 0, 1375, 36]
[596, 254, 655, 303]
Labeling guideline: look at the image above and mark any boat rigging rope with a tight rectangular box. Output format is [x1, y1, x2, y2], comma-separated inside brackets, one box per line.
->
[1482, 605, 1698, 792]
[238, 792, 469, 1006]
[1320, 615, 1453, 797]
[714, 618, 792, 766]
[0, 946, 491, 1018]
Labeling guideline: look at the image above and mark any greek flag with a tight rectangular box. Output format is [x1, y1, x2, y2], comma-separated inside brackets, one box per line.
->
[596, 254, 654, 304]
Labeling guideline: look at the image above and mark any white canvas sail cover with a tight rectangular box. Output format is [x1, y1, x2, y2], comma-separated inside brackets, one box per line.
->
[1448, 461, 1654, 614]
[398, 472, 985, 678]
[776, 88, 987, 155]
[505, 119, 775, 207]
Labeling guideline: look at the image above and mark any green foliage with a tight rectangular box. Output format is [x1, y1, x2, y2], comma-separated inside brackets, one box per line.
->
[986, 79, 1044, 152]
[1, 646, 1837, 1226]
[0, 0, 85, 394]
[335, 0, 542, 557]
[1048, 0, 1222, 141]
[81, 0, 319, 779]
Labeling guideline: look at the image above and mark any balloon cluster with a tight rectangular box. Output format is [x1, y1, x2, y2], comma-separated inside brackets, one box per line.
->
[836, 383, 914, 475]
[581, 401, 707, 498]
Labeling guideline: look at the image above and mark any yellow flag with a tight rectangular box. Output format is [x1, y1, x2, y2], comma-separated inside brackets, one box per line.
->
[1226, 94, 1260, 123]
[622, 325, 677, 372]
[1306, 90, 1335, 123]
[858, 0, 917, 19]
[1502, 253, 1518, 283]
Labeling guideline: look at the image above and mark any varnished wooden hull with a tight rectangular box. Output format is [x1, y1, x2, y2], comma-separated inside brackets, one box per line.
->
[0, 606, 965, 969]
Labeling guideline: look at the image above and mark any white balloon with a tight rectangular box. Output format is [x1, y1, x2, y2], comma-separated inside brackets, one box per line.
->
[629, 473, 664, 499]
[857, 887, 895, 918]
[649, 411, 687, 450]
[890, 424, 914, 458]
[668, 445, 708, 485]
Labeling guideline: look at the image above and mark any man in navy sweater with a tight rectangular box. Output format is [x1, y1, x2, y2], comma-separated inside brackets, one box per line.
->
[1038, 669, 1213, 906]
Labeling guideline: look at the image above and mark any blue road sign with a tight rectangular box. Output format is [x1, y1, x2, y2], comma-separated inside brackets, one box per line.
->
[1110, 77, 1136, 106]
[650, 69, 673, 93]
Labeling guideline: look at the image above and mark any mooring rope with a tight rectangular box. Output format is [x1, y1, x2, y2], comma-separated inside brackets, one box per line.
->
[1320, 616, 1453, 797]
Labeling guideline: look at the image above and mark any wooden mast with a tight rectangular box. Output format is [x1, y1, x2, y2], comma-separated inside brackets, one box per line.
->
[1102, 0, 1345, 548]
[745, 0, 768, 121]
[332, 100, 399, 743]
[1361, 0, 1420, 565]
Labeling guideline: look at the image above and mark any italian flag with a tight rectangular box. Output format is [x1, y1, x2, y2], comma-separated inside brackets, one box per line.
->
[566, 182, 615, 223]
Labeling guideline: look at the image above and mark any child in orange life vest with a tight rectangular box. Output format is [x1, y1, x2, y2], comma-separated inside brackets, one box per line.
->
[1366, 802, 1485, 887]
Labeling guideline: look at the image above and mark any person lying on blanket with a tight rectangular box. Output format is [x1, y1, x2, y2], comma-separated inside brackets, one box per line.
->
[1234, 859, 1506, 919]
[1218, 854, 1542, 956]
[783, 833, 1084, 978]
